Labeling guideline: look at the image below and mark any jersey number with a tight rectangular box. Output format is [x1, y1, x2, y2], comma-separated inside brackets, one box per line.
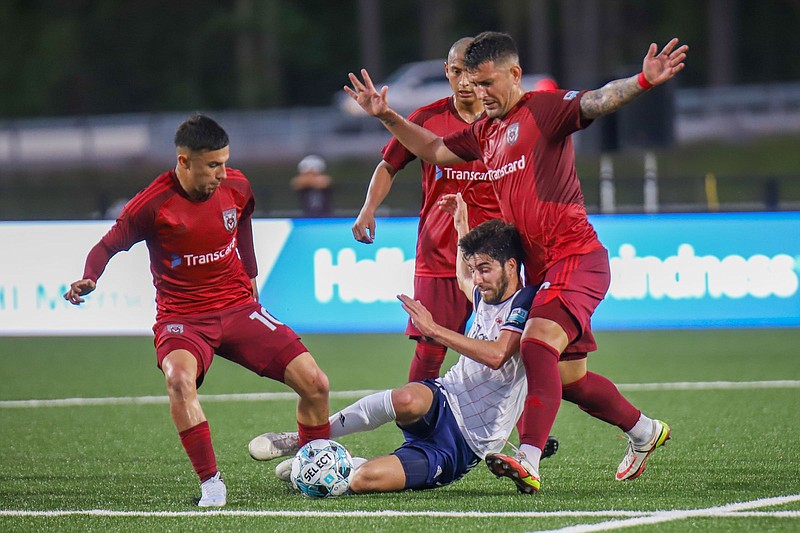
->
[249, 307, 284, 331]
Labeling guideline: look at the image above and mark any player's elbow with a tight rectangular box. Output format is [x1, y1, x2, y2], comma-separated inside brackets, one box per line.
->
[485, 351, 507, 370]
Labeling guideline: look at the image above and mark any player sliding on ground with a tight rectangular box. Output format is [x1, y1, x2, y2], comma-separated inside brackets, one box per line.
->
[250, 194, 556, 493]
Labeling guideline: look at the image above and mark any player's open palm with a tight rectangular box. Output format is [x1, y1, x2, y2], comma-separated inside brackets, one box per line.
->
[641, 38, 688, 87]
[345, 69, 390, 117]
[397, 294, 437, 338]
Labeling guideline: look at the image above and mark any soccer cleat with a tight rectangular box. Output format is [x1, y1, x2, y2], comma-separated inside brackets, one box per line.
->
[616, 419, 671, 481]
[275, 457, 295, 483]
[198, 472, 227, 507]
[542, 435, 559, 460]
[248, 431, 300, 461]
[485, 452, 541, 494]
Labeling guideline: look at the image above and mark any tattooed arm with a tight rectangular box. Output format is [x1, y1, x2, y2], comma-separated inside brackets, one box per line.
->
[581, 38, 688, 120]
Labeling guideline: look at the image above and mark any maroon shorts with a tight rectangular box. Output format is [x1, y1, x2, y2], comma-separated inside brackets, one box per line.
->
[404, 276, 473, 339]
[530, 248, 610, 358]
[153, 300, 307, 386]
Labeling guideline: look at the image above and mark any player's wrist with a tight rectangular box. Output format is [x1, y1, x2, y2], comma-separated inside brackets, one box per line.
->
[637, 72, 654, 90]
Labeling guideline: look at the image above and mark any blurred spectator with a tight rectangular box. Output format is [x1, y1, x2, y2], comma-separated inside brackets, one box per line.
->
[290, 155, 333, 217]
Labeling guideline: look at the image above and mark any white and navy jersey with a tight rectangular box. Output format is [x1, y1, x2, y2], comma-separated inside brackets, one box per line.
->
[438, 285, 537, 459]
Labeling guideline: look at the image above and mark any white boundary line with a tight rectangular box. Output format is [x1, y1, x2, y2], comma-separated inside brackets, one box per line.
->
[1, 495, 799, 520]
[531, 494, 800, 532]
[1, 381, 798, 409]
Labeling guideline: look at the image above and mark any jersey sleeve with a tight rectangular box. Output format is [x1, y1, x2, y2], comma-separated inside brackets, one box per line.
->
[237, 192, 258, 279]
[381, 108, 431, 171]
[442, 119, 483, 162]
[82, 204, 150, 282]
[528, 89, 593, 141]
[501, 285, 539, 333]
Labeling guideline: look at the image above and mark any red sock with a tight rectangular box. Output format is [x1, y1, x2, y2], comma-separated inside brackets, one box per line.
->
[298, 421, 331, 446]
[179, 421, 217, 482]
[562, 372, 640, 431]
[408, 340, 448, 381]
[518, 338, 562, 451]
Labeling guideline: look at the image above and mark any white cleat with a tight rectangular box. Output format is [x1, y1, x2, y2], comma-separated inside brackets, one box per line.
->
[198, 472, 227, 507]
[249, 432, 300, 461]
[275, 457, 295, 483]
[616, 419, 671, 481]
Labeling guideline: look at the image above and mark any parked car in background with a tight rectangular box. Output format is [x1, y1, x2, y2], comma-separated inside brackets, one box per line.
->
[335, 60, 557, 116]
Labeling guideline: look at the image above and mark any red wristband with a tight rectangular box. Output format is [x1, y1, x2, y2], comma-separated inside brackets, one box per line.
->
[637, 72, 653, 90]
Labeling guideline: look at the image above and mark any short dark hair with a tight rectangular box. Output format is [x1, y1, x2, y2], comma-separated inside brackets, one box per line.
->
[458, 219, 522, 272]
[174, 114, 229, 152]
[464, 31, 519, 71]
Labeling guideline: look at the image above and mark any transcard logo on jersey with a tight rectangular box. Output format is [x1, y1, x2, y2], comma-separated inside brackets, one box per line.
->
[222, 208, 237, 233]
[181, 238, 238, 267]
[506, 123, 519, 145]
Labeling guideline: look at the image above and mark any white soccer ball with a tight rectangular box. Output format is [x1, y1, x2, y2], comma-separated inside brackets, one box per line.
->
[290, 439, 353, 498]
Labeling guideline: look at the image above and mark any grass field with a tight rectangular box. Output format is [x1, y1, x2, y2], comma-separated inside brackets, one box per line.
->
[1, 329, 799, 532]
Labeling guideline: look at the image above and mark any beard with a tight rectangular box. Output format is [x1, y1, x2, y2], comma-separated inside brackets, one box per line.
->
[482, 273, 509, 305]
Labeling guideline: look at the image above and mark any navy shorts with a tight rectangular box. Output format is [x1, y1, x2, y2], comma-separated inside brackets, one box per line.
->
[392, 380, 480, 490]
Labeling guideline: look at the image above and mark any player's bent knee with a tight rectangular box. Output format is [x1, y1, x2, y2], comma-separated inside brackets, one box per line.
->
[285, 353, 330, 400]
[391, 384, 429, 419]
[348, 463, 388, 493]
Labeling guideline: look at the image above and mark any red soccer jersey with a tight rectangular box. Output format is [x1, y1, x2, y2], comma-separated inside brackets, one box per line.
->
[82, 168, 258, 320]
[382, 97, 501, 277]
[443, 90, 604, 283]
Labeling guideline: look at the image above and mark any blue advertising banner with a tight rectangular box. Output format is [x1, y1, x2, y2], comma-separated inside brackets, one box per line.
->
[258, 212, 800, 333]
[1, 212, 798, 335]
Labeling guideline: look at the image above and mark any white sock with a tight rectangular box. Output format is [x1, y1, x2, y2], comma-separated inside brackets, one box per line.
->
[518, 443, 542, 472]
[329, 390, 396, 438]
[626, 413, 655, 446]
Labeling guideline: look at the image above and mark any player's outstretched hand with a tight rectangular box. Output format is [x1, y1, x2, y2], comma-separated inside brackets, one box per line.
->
[352, 209, 376, 244]
[397, 294, 438, 338]
[641, 38, 688, 87]
[438, 193, 469, 235]
[63, 279, 96, 305]
[344, 69, 390, 118]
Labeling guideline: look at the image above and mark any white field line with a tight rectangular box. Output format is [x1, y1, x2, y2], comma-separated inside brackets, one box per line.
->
[531, 494, 800, 533]
[1, 496, 799, 520]
[1, 381, 798, 409]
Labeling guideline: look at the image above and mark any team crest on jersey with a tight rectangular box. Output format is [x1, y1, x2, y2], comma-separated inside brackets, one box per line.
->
[507, 123, 519, 145]
[222, 208, 237, 233]
[166, 324, 184, 334]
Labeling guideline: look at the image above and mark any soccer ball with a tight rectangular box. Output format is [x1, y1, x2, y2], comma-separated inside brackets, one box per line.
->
[290, 439, 353, 498]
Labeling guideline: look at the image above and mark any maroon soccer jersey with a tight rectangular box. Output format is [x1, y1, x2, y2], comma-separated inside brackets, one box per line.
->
[83, 169, 258, 319]
[443, 90, 604, 283]
[382, 97, 501, 277]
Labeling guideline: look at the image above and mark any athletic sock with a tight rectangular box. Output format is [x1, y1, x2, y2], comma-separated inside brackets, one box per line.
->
[297, 420, 331, 446]
[408, 340, 448, 381]
[518, 443, 542, 473]
[626, 412, 655, 446]
[179, 421, 218, 482]
[561, 371, 641, 432]
[518, 338, 562, 452]
[329, 390, 396, 438]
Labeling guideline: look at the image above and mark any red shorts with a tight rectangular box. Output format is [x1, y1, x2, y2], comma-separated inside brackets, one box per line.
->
[404, 276, 473, 339]
[530, 248, 610, 358]
[153, 300, 307, 386]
